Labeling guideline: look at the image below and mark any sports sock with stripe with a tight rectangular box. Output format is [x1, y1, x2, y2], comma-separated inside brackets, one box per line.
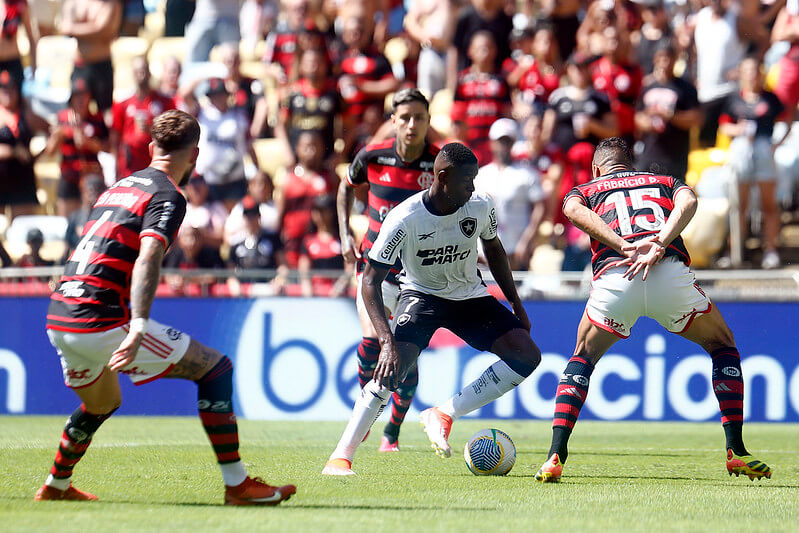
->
[330, 379, 391, 462]
[438, 360, 527, 420]
[711, 347, 748, 456]
[549, 355, 595, 463]
[195, 356, 247, 486]
[384, 367, 418, 441]
[357, 338, 380, 388]
[46, 403, 116, 490]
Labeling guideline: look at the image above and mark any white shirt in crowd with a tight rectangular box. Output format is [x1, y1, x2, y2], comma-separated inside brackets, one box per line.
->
[224, 200, 280, 246]
[369, 191, 498, 301]
[694, 5, 746, 103]
[474, 162, 545, 252]
[196, 105, 249, 185]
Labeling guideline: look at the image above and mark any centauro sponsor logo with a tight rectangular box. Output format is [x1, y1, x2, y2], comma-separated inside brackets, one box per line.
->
[416, 244, 471, 265]
[380, 228, 406, 260]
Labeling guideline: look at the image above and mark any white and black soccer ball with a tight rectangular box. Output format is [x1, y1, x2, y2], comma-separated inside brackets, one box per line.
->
[463, 428, 516, 476]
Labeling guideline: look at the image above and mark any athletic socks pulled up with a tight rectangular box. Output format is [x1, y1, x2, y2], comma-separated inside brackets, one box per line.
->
[331, 379, 391, 462]
[196, 356, 247, 486]
[439, 360, 527, 420]
[384, 367, 418, 440]
[357, 338, 380, 388]
[47, 404, 116, 489]
[711, 347, 748, 456]
[549, 355, 595, 462]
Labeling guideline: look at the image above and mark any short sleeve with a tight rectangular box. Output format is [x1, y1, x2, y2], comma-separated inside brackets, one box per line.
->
[562, 186, 587, 211]
[368, 210, 407, 266]
[347, 148, 369, 186]
[480, 196, 498, 240]
[670, 177, 694, 199]
[140, 189, 187, 249]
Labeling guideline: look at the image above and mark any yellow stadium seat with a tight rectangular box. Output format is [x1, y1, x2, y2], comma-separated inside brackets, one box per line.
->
[112, 37, 150, 95]
[765, 62, 780, 92]
[686, 148, 727, 188]
[252, 138, 292, 182]
[147, 37, 186, 80]
[383, 37, 409, 66]
[240, 61, 268, 82]
[36, 36, 77, 89]
[682, 197, 730, 268]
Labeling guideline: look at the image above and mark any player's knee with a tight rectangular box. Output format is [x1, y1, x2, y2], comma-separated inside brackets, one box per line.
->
[497, 332, 541, 377]
[85, 399, 121, 417]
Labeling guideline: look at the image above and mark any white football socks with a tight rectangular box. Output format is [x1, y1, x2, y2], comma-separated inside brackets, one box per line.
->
[45, 474, 71, 491]
[330, 380, 391, 462]
[220, 460, 248, 487]
[439, 360, 526, 419]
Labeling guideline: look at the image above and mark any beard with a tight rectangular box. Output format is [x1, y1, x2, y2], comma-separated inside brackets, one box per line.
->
[178, 162, 196, 187]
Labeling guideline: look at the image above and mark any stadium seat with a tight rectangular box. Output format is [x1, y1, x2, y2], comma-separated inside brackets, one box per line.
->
[252, 138, 291, 182]
[686, 148, 727, 188]
[4, 214, 68, 261]
[16, 30, 31, 68]
[682, 197, 730, 268]
[429, 88, 453, 116]
[383, 37, 409, 66]
[139, 11, 166, 44]
[148, 37, 186, 80]
[36, 36, 78, 89]
[112, 37, 151, 97]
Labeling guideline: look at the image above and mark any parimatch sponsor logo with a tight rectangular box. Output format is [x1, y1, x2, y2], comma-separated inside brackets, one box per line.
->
[416, 244, 471, 265]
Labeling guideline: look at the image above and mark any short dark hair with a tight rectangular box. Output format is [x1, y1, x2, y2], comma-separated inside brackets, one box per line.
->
[391, 88, 429, 112]
[593, 137, 634, 167]
[438, 142, 478, 168]
[151, 110, 201, 152]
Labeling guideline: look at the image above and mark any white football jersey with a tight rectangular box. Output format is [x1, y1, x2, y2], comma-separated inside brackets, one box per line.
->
[368, 191, 498, 300]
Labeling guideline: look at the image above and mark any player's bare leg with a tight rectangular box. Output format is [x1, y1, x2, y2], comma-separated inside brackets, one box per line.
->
[165, 339, 297, 504]
[355, 290, 416, 451]
[430, 328, 541, 458]
[35, 369, 122, 501]
[537, 311, 619, 482]
[324, 342, 420, 474]
[678, 306, 772, 480]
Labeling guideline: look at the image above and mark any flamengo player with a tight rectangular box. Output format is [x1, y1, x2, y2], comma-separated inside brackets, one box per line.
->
[535, 138, 772, 482]
[323, 143, 541, 475]
[37, 110, 296, 505]
[337, 88, 439, 452]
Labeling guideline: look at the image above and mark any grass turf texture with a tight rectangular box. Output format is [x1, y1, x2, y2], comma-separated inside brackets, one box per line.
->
[2, 417, 796, 532]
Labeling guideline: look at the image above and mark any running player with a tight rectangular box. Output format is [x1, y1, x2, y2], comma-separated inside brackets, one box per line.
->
[535, 138, 772, 482]
[323, 143, 541, 475]
[37, 110, 296, 505]
[338, 88, 439, 452]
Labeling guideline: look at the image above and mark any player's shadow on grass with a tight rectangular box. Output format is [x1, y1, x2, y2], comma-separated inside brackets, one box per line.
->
[285, 503, 496, 511]
[577, 450, 688, 458]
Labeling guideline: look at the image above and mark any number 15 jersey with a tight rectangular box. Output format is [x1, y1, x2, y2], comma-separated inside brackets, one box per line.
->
[563, 171, 692, 278]
[47, 168, 186, 333]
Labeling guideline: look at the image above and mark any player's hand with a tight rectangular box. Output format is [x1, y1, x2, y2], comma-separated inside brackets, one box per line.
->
[623, 238, 665, 281]
[373, 342, 400, 390]
[109, 331, 143, 371]
[341, 233, 361, 264]
[511, 299, 531, 332]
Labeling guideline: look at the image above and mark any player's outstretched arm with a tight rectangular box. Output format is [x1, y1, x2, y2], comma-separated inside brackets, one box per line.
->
[336, 178, 361, 264]
[362, 261, 400, 389]
[482, 237, 531, 331]
[563, 197, 632, 256]
[109, 236, 166, 371]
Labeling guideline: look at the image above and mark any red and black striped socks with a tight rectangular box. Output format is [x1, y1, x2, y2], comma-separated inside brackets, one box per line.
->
[46, 404, 116, 489]
[711, 347, 748, 455]
[549, 355, 595, 462]
[357, 337, 381, 388]
[384, 367, 419, 441]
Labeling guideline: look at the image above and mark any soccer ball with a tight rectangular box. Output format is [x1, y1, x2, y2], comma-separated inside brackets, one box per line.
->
[463, 429, 516, 476]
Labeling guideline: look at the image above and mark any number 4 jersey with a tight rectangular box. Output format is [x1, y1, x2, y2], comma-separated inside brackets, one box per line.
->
[47, 168, 187, 332]
[563, 171, 692, 278]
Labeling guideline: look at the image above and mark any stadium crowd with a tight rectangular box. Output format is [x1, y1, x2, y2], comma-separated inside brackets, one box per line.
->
[1, 0, 798, 295]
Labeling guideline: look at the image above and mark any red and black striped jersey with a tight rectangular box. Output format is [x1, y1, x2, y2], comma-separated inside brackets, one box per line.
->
[56, 108, 108, 184]
[46, 168, 186, 333]
[337, 48, 394, 120]
[347, 139, 439, 280]
[450, 69, 511, 165]
[563, 171, 693, 278]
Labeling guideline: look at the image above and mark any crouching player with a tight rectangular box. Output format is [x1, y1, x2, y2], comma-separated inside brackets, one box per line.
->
[535, 138, 772, 482]
[323, 143, 541, 475]
[37, 110, 296, 505]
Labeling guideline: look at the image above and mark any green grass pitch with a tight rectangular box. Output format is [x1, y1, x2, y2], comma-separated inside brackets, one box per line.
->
[2, 416, 796, 532]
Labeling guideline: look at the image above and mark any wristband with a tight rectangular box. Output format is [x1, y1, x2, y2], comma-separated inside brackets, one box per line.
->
[129, 317, 148, 334]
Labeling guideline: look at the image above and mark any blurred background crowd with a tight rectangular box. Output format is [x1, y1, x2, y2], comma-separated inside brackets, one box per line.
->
[1, 0, 798, 296]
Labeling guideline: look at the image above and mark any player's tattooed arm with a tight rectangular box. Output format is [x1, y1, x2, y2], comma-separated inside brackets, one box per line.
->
[483, 236, 531, 331]
[130, 236, 166, 320]
[337, 178, 361, 263]
[563, 197, 632, 256]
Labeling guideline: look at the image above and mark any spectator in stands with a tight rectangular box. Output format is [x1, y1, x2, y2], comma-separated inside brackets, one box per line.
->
[120, 0, 145, 36]
[182, 77, 263, 211]
[298, 194, 347, 297]
[691, 0, 748, 147]
[474, 118, 546, 271]
[240, 0, 278, 55]
[335, 14, 399, 157]
[450, 30, 512, 165]
[771, 2, 799, 125]
[506, 21, 562, 118]
[277, 130, 336, 268]
[590, 25, 643, 145]
[184, 0, 241, 64]
[632, 0, 672, 75]
[512, 112, 562, 221]
[539, 0, 581, 60]
[45, 77, 109, 217]
[275, 47, 341, 167]
[228, 195, 287, 293]
[60, 0, 122, 116]
[183, 174, 228, 249]
[635, 43, 702, 180]
[0, 69, 44, 219]
[720, 56, 784, 270]
[163, 225, 225, 295]
[404, 0, 456, 96]
[62, 173, 105, 263]
[263, 0, 312, 85]
[16, 228, 53, 267]
[157, 56, 182, 101]
[164, 0, 195, 37]
[110, 56, 176, 180]
[225, 169, 279, 246]
[0, 0, 38, 91]
[0, 238, 11, 267]
[447, 0, 513, 91]
[218, 42, 264, 128]
[576, 0, 622, 57]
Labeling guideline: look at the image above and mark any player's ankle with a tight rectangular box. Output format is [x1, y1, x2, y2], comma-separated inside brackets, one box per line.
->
[45, 474, 71, 491]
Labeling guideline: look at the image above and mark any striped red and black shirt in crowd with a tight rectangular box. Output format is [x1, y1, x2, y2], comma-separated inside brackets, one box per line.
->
[450, 69, 511, 165]
[46, 168, 186, 333]
[337, 48, 394, 121]
[347, 139, 439, 282]
[563, 171, 692, 278]
[56, 108, 108, 184]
